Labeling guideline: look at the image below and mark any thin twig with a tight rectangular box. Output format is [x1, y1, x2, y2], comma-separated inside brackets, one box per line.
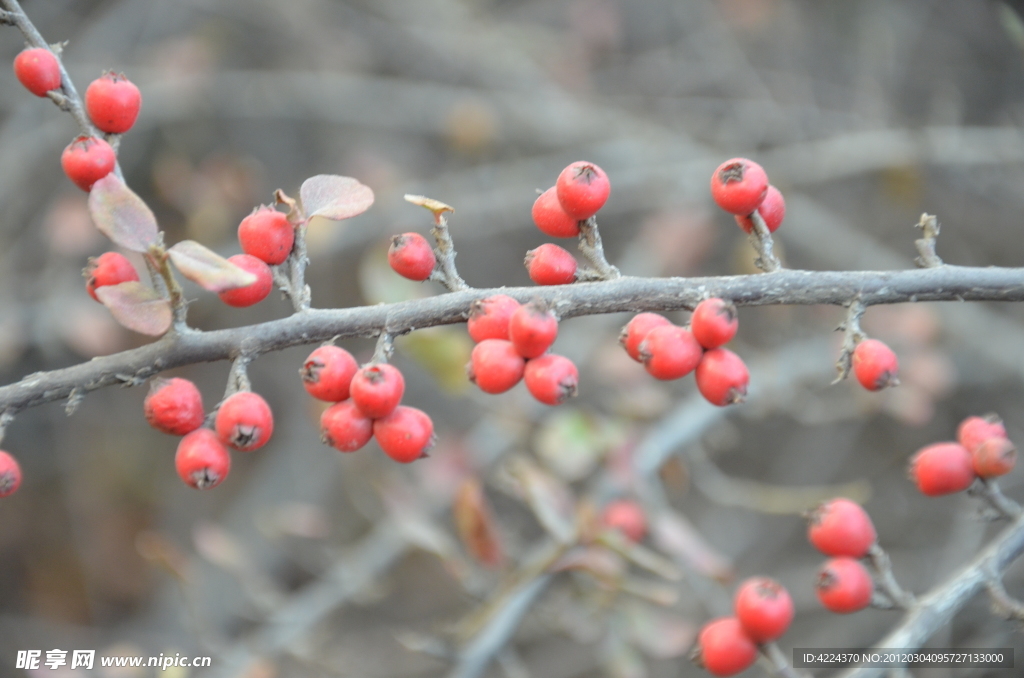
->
[913, 213, 943, 268]
[867, 544, 916, 609]
[748, 210, 782, 272]
[576, 217, 620, 281]
[970, 478, 1023, 520]
[371, 332, 395, 364]
[984, 565, 1024, 621]
[761, 642, 811, 678]
[832, 299, 866, 384]
[0, 409, 16, 446]
[148, 246, 190, 332]
[430, 212, 469, 292]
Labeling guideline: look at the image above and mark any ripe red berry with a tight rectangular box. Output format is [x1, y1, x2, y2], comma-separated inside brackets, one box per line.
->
[61, 136, 116, 191]
[815, 557, 873, 614]
[619, 313, 672, 362]
[320, 400, 374, 453]
[388, 232, 436, 281]
[524, 353, 578, 405]
[0, 450, 22, 497]
[217, 254, 273, 307]
[639, 325, 703, 380]
[13, 47, 61, 97]
[215, 391, 274, 451]
[972, 437, 1017, 479]
[734, 577, 794, 643]
[601, 499, 646, 542]
[467, 295, 521, 343]
[238, 207, 294, 266]
[735, 184, 785, 234]
[84, 251, 140, 302]
[555, 161, 611, 220]
[909, 442, 975, 496]
[84, 72, 142, 134]
[807, 498, 877, 558]
[145, 377, 205, 436]
[957, 414, 1007, 455]
[175, 428, 231, 490]
[691, 298, 739, 349]
[691, 617, 758, 677]
[851, 339, 899, 391]
[710, 158, 769, 215]
[468, 339, 526, 394]
[532, 186, 580, 238]
[525, 244, 577, 286]
[509, 302, 558, 359]
[696, 348, 749, 406]
[301, 345, 359, 402]
[350, 363, 405, 419]
[374, 405, 435, 463]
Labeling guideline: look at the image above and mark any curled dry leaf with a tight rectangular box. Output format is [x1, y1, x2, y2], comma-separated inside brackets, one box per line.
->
[167, 240, 257, 292]
[87, 174, 160, 253]
[95, 282, 172, 336]
[404, 194, 454, 217]
[300, 175, 374, 220]
[453, 478, 504, 568]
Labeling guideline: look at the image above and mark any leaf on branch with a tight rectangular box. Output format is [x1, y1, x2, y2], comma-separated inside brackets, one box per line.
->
[300, 175, 374, 220]
[96, 282, 172, 336]
[453, 478, 504, 568]
[87, 174, 160, 252]
[167, 241, 257, 292]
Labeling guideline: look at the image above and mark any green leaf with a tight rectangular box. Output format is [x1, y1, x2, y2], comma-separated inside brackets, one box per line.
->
[167, 240, 257, 292]
[300, 175, 374, 220]
[88, 174, 160, 252]
[96, 282, 172, 336]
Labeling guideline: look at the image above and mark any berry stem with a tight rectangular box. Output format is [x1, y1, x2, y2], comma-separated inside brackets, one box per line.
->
[273, 189, 313, 312]
[428, 212, 470, 292]
[984, 567, 1024, 621]
[760, 642, 811, 678]
[0, 409, 16, 446]
[913, 213, 944, 268]
[224, 355, 253, 399]
[748, 209, 782, 272]
[576, 217, 620, 281]
[832, 299, 866, 384]
[146, 245, 190, 332]
[371, 332, 395, 364]
[970, 477, 1023, 520]
[867, 543, 916, 609]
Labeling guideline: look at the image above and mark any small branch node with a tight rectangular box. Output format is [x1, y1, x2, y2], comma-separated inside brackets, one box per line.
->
[371, 332, 396, 364]
[985, 567, 1024, 622]
[64, 388, 84, 416]
[867, 543, 916, 609]
[832, 299, 866, 384]
[970, 478, 1023, 520]
[914, 213, 944, 268]
[747, 211, 783, 273]
[577, 217, 620, 281]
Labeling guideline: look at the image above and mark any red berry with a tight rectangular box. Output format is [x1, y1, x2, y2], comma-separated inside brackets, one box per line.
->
[601, 499, 646, 542]
[84, 72, 141, 134]
[691, 617, 758, 677]
[217, 254, 273, 307]
[374, 405, 435, 463]
[238, 206, 294, 265]
[639, 325, 702, 380]
[144, 377, 205, 436]
[175, 428, 231, 490]
[350, 363, 405, 419]
[301, 345, 359, 402]
[215, 391, 274, 451]
[467, 295, 521, 343]
[909, 442, 975, 496]
[468, 339, 526, 394]
[524, 353, 578, 405]
[807, 498, 877, 558]
[815, 558, 873, 614]
[851, 339, 899, 391]
[735, 184, 785, 234]
[696, 348, 749, 406]
[388, 232, 436, 281]
[509, 302, 558, 359]
[734, 577, 794, 643]
[61, 136, 116, 191]
[525, 243, 577, 286]
[320, 400, 374, 453]
[957, 414, 1007, 455]
[710, 158, 769, 215]
[84, 251, 140, 302]
[691, 298, 739, 349]
[532, 186, 580, 238]
[0, 451, 22, 497]
[619, 313, 672, 362]
[972, 437, 1017, 479]
[13, 47, 61, 97]
[555, 161, 610, 220]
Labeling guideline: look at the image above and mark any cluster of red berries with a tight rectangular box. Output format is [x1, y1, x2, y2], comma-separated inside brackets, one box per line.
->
[221, 206, 294, 307]
[465, 295, 579, 406]
[388, 232, 437, 281]
[301, 345, 435, 463]
[692, 577, 794, 676]
[709, 157, 785, 233]
[807, 498, 878, 615]
[909, 414, 1015, 496]
[620, 298, 749, 406]
[144, 377, 274, 490]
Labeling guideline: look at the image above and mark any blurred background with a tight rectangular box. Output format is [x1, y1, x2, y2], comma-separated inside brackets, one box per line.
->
[1, 0, 1024, 676]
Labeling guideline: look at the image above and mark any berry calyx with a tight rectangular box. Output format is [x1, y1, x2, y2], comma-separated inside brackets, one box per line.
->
[350, 363, 406, 419]
[734, 577, 794, 643]
[972, 437, 1017, 479]
[735, 184, 786, 234]
[710, 158, 769, 215]
[467, 295, 521, 343]
[695, 348, 749, 406]
[807, 498, 877, 558]
[374, 406, 435, 463]
[555, 161, 610, 220]
[301, 345, 359, 402]
[532, 186, 580, 238]
[909, 442, 975, 496]
[468, 339, 526, 394]
[0, 451, 22, 497]
[525, 243, 577, 286]
[320, 400, 374, 453]
[84, 251, 140, 302]
[217, 254, 273, 307]
[691, 617, 758, 677]
[619, 313, 672, 362]
[84, 72, 142, 134]
[388, 232, 436, 281]
[13, 47, 61, 97]
[638, 325, 703, 380]
[61, 136, 116, 191]
[238, 206, 294, 266]
[600, 499, 646, 542]
[524, 353, 578, 405]
[851, 339, 899, 391]
[957, 414, 1007, 455]
[815, 557, 873, 614]
[144, 377, 205, 436]
[215, 391, 274, 451]
[691, 298, 739, 349]
[509, 302, 559, 359]
[175, 428, 231, 490]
